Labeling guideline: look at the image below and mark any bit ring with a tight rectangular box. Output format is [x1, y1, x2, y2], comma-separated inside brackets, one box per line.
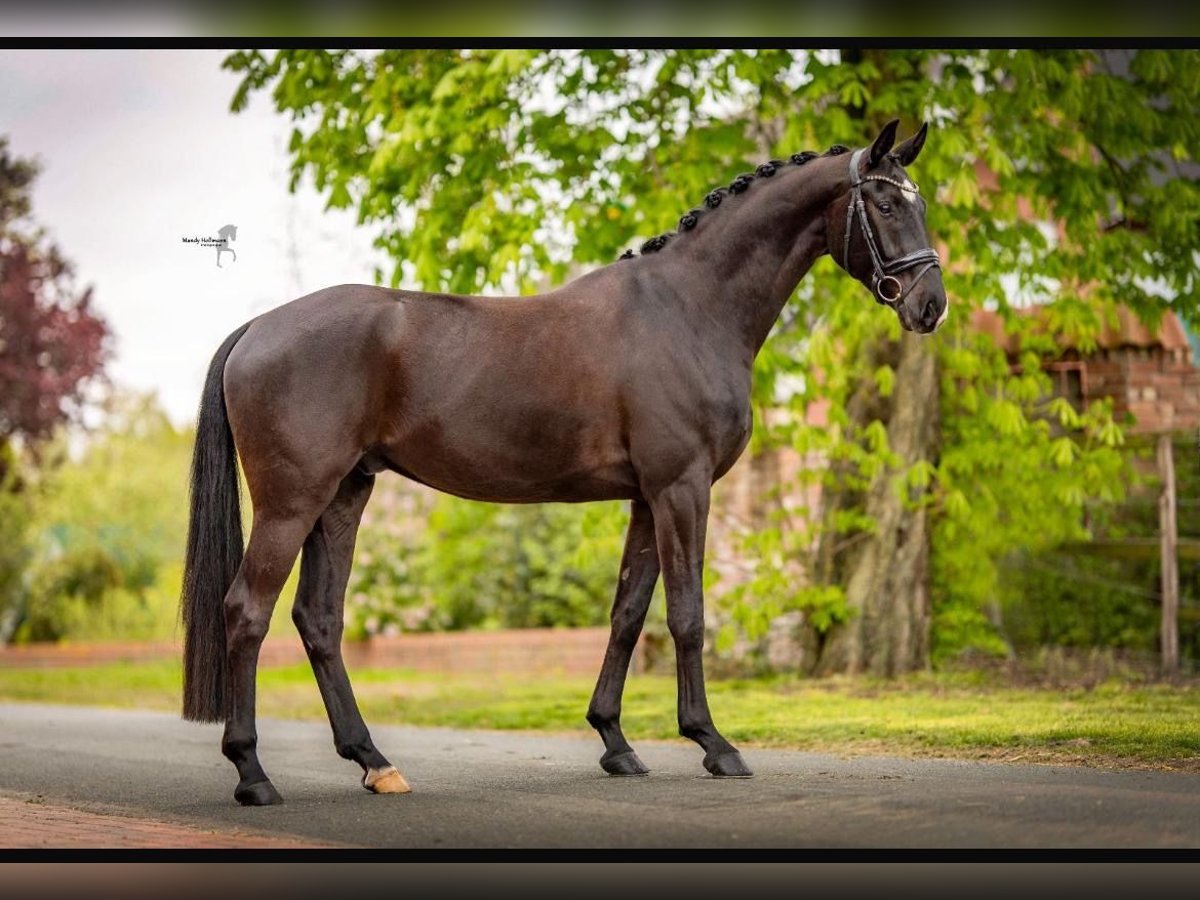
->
[876, 275, 903, 304]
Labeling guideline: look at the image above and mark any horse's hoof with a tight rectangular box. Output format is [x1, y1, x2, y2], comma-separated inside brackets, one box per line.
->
[600, 749, 650, 776]
[704, 750, 754, 778]
[235, 779, 283, 806]
[363, 766, 412, 794]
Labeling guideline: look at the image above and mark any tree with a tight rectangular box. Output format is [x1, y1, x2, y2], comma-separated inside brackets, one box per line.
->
[0, 138, 110, 640]
[0, 139, 109, 456]
[226, 49, 1198, 672]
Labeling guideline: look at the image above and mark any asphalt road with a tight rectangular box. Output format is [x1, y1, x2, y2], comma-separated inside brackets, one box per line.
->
[1, 702, 1197, 849]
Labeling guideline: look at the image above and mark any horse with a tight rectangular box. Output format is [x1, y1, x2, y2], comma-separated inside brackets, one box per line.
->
[181, 119, 947, 806]
[215, 224, 237, 268]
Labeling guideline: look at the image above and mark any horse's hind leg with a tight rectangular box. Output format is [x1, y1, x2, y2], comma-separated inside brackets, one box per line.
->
[292, 469, 410, 795]
[221, 513, 314, 805]
[587, 499, 659, 776]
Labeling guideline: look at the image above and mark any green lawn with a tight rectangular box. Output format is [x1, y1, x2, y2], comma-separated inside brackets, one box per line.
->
[1, 660, 1197, 771]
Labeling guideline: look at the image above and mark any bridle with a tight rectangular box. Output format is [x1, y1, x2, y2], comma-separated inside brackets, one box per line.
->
[838, 147, 941, 307]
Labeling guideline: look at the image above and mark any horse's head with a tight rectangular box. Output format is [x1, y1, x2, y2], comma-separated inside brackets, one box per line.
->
[219, 224, 238, 241]
[826, 120, 947, 334]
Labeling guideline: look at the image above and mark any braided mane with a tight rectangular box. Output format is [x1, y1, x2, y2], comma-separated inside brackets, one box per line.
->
[620, 144, 850, 259]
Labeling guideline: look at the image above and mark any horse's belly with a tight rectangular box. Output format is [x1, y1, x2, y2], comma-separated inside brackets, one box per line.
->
[400, 467, 639, 504]
[375, 424, 639, 504]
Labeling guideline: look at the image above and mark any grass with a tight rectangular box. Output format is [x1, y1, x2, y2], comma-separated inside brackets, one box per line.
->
[1, 660, 1198, 771]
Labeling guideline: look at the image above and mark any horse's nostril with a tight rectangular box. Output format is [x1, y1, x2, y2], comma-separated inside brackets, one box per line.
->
[921, 298, 939, 328]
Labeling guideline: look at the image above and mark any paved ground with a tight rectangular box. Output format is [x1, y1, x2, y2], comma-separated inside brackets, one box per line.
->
[0, 795, 340, 848]
[1, 702, 1198, 849]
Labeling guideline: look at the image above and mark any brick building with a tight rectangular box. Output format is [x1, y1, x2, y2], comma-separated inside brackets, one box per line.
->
[971, 305, 1200, 434]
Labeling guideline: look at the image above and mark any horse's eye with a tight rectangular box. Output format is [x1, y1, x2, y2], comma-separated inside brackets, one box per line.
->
[878, 201, 893, 215]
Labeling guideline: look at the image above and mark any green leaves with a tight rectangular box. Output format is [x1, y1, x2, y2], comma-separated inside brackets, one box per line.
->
[872, 364, 895, 398]
[226, 48, 1199, 321]
[1049, 437, 1077, 468]
[1048, 396, 1081, 429]
[839, 79, 870, 109]
[946, 163, 981, 209]
[943, 488, 971, 520]
[985, 398, 1027, 437]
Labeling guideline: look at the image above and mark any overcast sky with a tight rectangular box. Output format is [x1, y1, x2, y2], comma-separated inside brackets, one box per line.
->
[0, 49, 387, 425]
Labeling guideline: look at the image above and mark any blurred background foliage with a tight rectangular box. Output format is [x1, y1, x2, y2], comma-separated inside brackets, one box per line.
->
[347, 497, 630, 636]
[4, 394, 190, 642]
[3, 50, 1197, 677]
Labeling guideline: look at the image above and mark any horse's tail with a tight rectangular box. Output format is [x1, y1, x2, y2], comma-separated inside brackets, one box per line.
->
[181, 321, 252, 723]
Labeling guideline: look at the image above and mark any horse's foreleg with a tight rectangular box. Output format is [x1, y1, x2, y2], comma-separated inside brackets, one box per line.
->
[587, 499, 659, 776]
[649, 473, 752, 778]
[221, 513, 312, 805]
[292, 469, 410, 795]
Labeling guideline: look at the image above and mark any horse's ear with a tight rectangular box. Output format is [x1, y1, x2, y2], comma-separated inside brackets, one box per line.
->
[868, 119, 900, 168]
[891, 121, 929, 167]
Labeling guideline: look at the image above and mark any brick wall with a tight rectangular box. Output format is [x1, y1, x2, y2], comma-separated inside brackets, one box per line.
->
[1085, 346, 1200, 434]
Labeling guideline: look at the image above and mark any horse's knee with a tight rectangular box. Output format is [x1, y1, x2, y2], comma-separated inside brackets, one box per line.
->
[667, 612, 705, 655]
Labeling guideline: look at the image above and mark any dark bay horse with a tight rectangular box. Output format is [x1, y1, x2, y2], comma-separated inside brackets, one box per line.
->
[181, 120, 947, 805]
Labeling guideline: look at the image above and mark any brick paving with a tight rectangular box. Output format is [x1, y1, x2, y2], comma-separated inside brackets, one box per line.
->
[0, 794, 342, 849]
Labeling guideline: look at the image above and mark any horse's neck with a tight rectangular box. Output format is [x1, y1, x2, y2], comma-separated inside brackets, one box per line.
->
[732, 216, 832, 356]
[669, 167, 843, 359]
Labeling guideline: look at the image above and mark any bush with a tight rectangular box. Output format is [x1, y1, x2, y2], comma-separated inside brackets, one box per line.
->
[1000, 549, 1161, 652]
[995, 433, 1199, 665]
[11, 394, 192, 643]
[347, 491, 629, 636]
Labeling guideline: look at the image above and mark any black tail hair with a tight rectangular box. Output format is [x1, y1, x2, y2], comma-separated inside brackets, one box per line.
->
[181, 322, 252, 722]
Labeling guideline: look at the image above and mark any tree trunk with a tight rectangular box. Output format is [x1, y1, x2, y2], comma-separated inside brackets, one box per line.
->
[813, 330, 939, 676]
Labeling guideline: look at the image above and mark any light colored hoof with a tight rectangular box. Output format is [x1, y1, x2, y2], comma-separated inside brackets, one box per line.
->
[363, 766, 411, 794]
